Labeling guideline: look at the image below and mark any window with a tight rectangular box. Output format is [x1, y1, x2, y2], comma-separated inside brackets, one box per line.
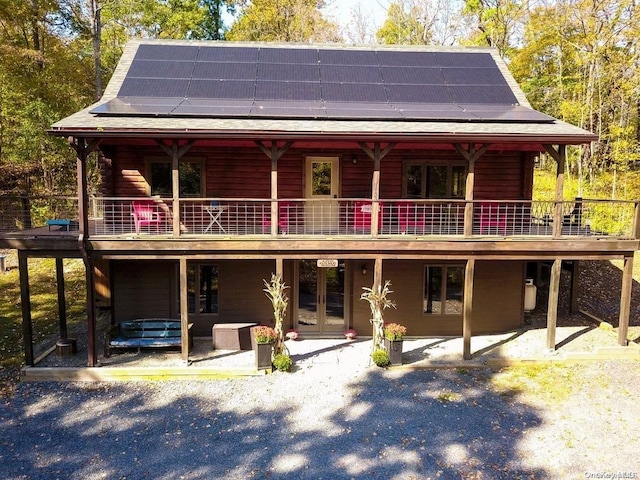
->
[149, 160, 203, 197]
[424, 265, 464, 315]
[188, 264, 218, 314]
[404, 162, 466, 199]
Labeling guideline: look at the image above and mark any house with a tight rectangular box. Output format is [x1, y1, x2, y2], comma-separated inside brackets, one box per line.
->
[3, 39, 638, 367]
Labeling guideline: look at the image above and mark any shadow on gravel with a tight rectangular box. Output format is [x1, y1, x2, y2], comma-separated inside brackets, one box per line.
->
[0, 367, 548, 479]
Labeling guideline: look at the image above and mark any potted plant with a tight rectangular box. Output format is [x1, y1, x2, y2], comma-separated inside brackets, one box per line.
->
[251, 325, 276, 369]
[383, 323, 406, 365]
[285, 329, 299, 341]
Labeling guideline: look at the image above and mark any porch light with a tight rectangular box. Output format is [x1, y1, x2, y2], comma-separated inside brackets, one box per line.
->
[352, 156, 358, 164]
[361, 264, 367, 275]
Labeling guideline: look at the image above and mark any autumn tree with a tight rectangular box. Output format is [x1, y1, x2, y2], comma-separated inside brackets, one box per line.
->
[227, 0, 340, 42]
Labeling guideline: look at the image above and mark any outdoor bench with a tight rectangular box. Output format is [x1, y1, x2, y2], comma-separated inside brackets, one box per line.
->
[104, 319, 193, 357]
[46, 219, 79, 231]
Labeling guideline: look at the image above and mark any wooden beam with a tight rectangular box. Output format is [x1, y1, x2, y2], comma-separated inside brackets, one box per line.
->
[373, 257, 383, 291]
[632, 201, 640, 240]
[544, 144, 566, 238]
[275, 258, 283, 277]
[371, 151, 381, 237]
[85, 255, 97, 367]
[18, 251, 34, 367]
[453, 144, 490, 237]
[255, 141, 292, 237]
[56, 258, 68, 339]
[255, 140, 293, 162]
[358, 142, 396, 161]
[569, 260, 579, 314]
[463, 259, 475, 360]
[180, 258, 190, 362]
[618, 254, 633, 346]
[546, 258, 562, 350]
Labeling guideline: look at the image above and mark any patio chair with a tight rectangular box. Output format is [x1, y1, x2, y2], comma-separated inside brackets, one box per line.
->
[397, 201, 426, 234]
[262, 201, 291, 234]
[478, 202, 507, 235]
[132, 200, 163, 234]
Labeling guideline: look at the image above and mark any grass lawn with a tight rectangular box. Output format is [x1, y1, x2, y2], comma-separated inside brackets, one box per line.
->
[0, 251, 86, 394]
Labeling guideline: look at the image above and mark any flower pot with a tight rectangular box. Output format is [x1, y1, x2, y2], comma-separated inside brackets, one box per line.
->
[253, 342, 273, 369]
[384, 338, 403, 365]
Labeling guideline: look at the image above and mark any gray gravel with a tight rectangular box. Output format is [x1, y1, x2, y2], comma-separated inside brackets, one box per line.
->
[1, 359, 639, 480]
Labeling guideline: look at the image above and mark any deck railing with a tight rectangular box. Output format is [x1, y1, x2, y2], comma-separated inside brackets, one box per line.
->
[1, 196, 638, 240]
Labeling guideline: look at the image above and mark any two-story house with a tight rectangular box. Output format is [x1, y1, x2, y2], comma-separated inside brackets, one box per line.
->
[5, 40, 638, 367]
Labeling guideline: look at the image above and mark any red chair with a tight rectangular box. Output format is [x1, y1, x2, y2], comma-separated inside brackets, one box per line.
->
[478, 202, 507, 234]
[353, 201, 384, 233]
[132, 200, 163, 234]
[397, 201, 425, 234]
[262, 201, 290, 234]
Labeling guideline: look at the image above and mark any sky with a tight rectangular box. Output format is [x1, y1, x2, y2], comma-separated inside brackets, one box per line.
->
[320, 0, 389, 30]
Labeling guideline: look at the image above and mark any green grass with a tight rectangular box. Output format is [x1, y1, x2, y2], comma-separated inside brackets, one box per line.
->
[489, 363, 576, 404]
[0, 251, 86, 393]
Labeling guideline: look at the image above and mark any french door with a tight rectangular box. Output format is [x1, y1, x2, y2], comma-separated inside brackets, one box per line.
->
[296, 260, 346, 333]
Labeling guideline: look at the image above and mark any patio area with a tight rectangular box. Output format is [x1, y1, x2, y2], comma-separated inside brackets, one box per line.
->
[24, 312, 640, 381]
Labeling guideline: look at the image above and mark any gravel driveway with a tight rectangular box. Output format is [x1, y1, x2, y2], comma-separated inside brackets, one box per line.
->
[1, 358, 639, 480]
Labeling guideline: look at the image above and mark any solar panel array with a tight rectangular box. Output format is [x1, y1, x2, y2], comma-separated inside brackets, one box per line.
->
[91, 44, 554, 123]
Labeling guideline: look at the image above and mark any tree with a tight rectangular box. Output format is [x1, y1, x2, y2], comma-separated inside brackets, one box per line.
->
[377, 0, 465, 46]
[227, 0, 340, 42]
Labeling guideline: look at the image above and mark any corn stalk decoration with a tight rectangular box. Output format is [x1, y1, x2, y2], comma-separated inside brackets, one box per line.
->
[263, 273, 290, 357]
[360, 281, 396, 352]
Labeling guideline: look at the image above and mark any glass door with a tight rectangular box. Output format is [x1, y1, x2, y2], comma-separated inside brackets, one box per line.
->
[305, 156, 339, 233]
[296, 260, 346, 333]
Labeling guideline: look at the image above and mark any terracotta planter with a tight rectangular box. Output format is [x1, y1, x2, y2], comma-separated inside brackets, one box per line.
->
[384, 338, 403, 365]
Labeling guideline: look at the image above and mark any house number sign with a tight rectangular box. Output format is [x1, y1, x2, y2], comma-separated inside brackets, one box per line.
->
[317, 259, 338, 268]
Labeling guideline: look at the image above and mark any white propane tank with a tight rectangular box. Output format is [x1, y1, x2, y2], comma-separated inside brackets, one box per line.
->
[524, 278, 537, 312]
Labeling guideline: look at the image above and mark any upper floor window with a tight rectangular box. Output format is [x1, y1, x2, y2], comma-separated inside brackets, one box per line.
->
[149, 160, 203, 197]
[405, 162, 466, 199]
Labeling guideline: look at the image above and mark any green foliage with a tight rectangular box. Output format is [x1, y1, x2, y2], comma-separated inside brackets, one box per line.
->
[227, 0, 340, 42]
[377, 2, 429, 45]
[371, 348, 390, 367]
[272, 353, 293, 372]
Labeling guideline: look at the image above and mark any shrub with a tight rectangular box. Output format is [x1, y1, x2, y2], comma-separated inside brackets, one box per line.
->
[273, 353, 293, 372]
[372, 349, 390, 367]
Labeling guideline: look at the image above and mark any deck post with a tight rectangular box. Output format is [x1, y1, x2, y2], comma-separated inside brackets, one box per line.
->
[256, 141, 292, 237]
[546, 258, 562, 350]
[56, 258, 68, 339]
[359, 142, 395, 237]
[275, 258, 283, 277]
[373, 257, 382, 291]
[632, 201, 640, 239]
[544, 144, 566, 238]
[453, 143, 489, 237]
[463, 259, 475, 360]
[569, 260, 579, 314]
[618, 254, 634, 346]
[180, 257, 189, 361]
[18, 251, 34, 367]
[171, 142, 180, 237]
[85, 256, 97, 366]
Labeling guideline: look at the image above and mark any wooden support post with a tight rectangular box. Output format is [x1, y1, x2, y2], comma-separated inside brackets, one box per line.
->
[544, 145, 566, 238]
[359, 142, 395, 237]
[618, 254, 634, 346]
[171, 142, 180, 238]
[275, 258, 283, 278]
[18, 251, 34, 367]
[180, 258, 190, 361]
[453, 143, 489, 237]
[271, 156, 278, 236]
[463, 259, 475, 360]
[569, 260, 579, 314]
[546, 258, 562, 350]
[56, 258, 68, 339]
[85, 256, 97, 366]
[373, 257, 383, 291]
[632, 201, 640, 239]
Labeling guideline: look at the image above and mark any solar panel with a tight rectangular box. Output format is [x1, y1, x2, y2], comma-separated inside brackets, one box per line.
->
[320, 65, 383, 84]
[118, 78, 190, 98]
[197, 46, 258, 62]
[381, 67, 443, 85]
[96, 43, 556, 123]
[192, 62, 256, 80]
[256, 81, 321, 101]
[128, 60, 194, 79]
[257, 63, 319, 82]
[188, 80, 255, 99]
[319, 49, 378, 66]
[441, 67, 508, 86]
[135, 44, 199, 61]
[259, 47, 318, 64]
